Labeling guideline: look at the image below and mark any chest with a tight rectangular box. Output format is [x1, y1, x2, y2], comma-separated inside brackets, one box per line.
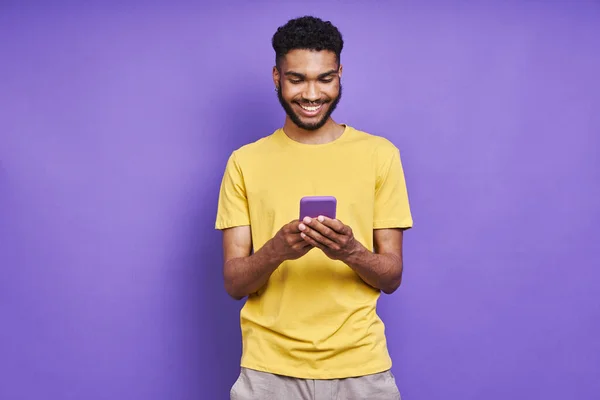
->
[243, 149, 377, 238]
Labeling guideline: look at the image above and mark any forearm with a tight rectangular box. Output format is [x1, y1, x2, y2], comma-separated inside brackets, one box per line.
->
[344, 243, 403, 294]
[223, 239, 283, 299]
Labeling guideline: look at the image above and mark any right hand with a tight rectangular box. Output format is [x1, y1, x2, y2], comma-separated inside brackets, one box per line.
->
[271, 220, 314, 261]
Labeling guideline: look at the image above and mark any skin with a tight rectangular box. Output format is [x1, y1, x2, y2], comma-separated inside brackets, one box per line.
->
[274, 49, 345, 141]
[222, 49, 405, 300]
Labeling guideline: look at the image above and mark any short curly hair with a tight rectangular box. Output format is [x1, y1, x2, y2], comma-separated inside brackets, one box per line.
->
[272, 16, 344, 69]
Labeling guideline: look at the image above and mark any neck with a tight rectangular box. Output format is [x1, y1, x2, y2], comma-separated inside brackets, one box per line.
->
[282, 117, 345, 145]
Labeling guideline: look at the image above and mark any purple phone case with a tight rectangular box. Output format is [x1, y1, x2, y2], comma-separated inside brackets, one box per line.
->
[299, 196, 337, 220]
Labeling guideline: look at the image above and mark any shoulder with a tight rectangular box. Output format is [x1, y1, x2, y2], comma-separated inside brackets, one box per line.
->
[227, 131, 279, 164]
[347, 126, 400, 156]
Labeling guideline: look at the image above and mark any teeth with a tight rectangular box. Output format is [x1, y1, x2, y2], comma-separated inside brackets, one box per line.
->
[301, 104, 321, 112]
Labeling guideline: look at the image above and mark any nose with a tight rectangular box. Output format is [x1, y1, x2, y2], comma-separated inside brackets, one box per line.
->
[302, 82, 319, 102]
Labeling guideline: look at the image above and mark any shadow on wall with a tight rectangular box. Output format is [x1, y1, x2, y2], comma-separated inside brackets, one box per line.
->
[178, 78, 280, 399]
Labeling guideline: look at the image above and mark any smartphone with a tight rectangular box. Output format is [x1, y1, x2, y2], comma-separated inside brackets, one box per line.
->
[299, 196, 337, 220]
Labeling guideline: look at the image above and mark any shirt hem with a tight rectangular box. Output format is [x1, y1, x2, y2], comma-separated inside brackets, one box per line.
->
[239, 360, 393, 380]
[215, 220, 251, 230]
[373, 218, 413, 229]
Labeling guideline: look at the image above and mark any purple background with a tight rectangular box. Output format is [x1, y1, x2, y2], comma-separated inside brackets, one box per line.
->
[1, 1, 599, 399]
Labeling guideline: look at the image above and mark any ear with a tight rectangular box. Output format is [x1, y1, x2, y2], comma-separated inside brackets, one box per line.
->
[272, 66, 280, 90]
[338, 64, 343, 79]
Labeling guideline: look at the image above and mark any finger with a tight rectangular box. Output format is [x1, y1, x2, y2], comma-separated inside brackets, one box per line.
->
[316, 216, 348, 235]
[302, 217, 341, 241]
[300, 224, 337, 248]
[297, 235, 313, 246]
[286, 220, 302, 233]
[289, 233, 308, 244]
[294, 239, 313, 249]
[300, 232, 326, 250]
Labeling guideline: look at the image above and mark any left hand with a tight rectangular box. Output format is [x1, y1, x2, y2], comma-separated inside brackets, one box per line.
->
[298, 216, 359, 261]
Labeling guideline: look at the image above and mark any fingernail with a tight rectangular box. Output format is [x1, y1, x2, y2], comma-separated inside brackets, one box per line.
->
[299, 224, 305, 230]
[303, 217, 312, 223]
[318, 216, 324, 222]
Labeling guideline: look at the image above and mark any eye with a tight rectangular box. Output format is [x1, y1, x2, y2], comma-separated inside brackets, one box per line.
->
[320, 78, 334, 83]
[289, 79, 303, 84]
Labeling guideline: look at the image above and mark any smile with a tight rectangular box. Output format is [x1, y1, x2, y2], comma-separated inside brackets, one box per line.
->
[300, 104, 322, 111]
[297, 103, 324, 117]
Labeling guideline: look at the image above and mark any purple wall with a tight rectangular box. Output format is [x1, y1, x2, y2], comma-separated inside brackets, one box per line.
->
[1, 1, 599, 399]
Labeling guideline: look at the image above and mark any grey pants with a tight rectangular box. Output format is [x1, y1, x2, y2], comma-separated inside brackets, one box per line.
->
[230, 367, 401, 400]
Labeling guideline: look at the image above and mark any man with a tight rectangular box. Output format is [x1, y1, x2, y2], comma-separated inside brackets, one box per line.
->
[215, 15, 412, 400]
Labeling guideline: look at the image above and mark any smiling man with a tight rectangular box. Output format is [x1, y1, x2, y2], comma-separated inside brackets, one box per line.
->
[215, 16, 413, 400]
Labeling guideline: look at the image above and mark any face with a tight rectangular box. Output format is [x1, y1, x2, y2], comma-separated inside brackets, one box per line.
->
[273, 49, 343, 131]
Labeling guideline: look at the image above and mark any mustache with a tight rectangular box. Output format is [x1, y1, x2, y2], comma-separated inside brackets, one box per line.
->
[295, 100, 330, 106]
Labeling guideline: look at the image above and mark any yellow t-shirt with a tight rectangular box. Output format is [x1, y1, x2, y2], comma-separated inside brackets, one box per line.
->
[215, 125, 413, 379]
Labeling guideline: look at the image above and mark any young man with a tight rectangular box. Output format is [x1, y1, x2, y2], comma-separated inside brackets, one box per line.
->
[215, 16, 412, 400]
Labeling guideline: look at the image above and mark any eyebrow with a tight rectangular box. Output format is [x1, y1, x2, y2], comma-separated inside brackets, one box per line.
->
[284, 69, 338, 79]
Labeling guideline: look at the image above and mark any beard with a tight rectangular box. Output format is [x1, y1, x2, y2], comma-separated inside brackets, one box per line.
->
[277, 83, 342, 131]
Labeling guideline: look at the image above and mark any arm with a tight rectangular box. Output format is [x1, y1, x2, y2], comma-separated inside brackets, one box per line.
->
[344, 228, 404, 294]
[299, 217, 405, 294]
[222, 221, 313, 300]
[222, 226, 282, 300]
[216, 152, 283, 300]
[349, 142, 411, 294]
[298, 144, 412, 294]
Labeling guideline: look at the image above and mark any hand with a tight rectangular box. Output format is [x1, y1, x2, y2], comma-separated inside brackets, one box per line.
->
[298, 216, 359, 261]
[271, 220, 314, 261]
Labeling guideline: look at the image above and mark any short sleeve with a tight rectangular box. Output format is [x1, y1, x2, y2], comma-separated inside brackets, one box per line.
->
[373, 145, 413, 229]
[215, 151, 251, 230]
